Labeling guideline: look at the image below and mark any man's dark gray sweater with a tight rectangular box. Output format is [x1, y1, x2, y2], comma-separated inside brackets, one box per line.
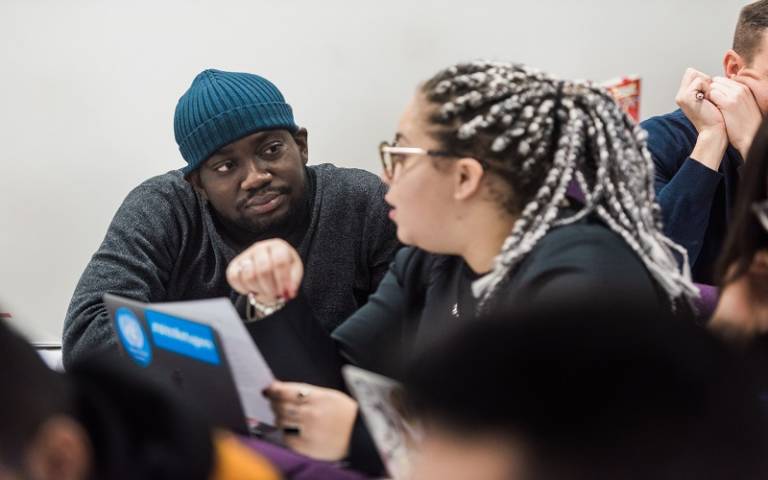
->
[63, 164, 399, 369]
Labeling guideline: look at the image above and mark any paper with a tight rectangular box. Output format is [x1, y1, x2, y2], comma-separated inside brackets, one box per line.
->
[343, 365, 419, 480]
[153, 298, 275, 427]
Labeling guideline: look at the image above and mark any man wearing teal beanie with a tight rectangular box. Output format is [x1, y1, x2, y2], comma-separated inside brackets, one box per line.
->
[62, 69, 399, 375]
[175, 69, 312, 240]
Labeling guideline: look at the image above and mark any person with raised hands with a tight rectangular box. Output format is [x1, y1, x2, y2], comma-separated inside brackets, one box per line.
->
[642, 0, 768, 284]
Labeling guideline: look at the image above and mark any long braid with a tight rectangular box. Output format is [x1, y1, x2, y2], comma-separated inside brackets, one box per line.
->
[421, 60, 698, 310]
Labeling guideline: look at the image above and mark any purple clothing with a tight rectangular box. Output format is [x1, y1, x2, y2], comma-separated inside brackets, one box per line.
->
[694, 283, 719, 319]
[239, 437, 370, 480]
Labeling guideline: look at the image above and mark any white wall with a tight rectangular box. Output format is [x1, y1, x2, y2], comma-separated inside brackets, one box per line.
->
[0, 0, 744, 342]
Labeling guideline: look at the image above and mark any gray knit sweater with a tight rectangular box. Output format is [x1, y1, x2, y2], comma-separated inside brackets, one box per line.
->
[63, 164, 398, 368]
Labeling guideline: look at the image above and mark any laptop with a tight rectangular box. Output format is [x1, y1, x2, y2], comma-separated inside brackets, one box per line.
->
[106, 292, 349, 443]
[105, 293, 251, 435]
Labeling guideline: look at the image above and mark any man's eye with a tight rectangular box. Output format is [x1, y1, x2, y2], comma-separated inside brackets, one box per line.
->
[262, 142, 285, 157]
[215, 161, 235, 173]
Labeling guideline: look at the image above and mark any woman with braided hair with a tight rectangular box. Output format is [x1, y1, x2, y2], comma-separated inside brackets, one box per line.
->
[225, 61, 699, 471]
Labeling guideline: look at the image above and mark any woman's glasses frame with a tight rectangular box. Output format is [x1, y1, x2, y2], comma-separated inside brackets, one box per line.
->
[378, 141, 455, 179]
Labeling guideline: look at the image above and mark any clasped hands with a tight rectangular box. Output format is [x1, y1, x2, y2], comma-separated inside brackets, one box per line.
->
[676, 67, 762, 167]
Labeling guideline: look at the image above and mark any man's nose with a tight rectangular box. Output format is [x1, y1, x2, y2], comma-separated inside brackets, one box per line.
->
[241, 159, 272, 190]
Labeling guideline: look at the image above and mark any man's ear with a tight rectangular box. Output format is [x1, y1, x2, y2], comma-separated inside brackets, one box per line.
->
[452, 158, 486, 201]
[26, 416, 92, 480]
[724, 49, 747, 79]
[185, 170, 208, 200]
[293, 128, 309, 166]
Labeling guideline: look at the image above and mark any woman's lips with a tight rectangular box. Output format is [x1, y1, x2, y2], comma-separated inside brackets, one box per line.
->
[388, 208, 396, 220]
[244, 192, 284, 214]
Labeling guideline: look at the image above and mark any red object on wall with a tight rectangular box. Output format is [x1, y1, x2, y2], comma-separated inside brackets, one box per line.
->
[0, 313, 12, 319]
[603, 75, 642, 122]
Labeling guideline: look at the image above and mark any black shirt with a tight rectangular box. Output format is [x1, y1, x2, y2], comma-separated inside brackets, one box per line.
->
[332, 214, 671, 379]
[247, 213, 673, 475]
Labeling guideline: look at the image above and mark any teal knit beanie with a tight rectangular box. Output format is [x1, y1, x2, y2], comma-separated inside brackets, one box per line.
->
[174, 69, 298, 174]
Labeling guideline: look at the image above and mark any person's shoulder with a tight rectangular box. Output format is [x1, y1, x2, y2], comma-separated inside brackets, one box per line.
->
[641, 108, 692, 130]
[504, 220, 635, 295]
[509, 217, 669, 311]
[310, 163, 385, 196]
[641, 109, 696, 146]
[124, 170, 197, 205]
[528, 218, 639, 266]
[115, 170, 201, 225]
[640, 109, 697, 168]
[131, 170, 191, 194]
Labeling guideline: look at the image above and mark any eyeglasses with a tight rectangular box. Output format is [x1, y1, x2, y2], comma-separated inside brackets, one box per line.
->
[379, 141, 454, 179]
[753, 199, 768, 232]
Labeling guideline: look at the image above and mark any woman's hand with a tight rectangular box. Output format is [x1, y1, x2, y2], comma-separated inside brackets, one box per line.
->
[264, 381, 358, 461]
[227, 239, 304, 305]
[710, 250, 768, 339]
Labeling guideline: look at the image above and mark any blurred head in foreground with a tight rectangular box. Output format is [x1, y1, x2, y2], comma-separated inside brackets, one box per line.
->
[0, 320, 277, 480]
[404, 297, 768, 480]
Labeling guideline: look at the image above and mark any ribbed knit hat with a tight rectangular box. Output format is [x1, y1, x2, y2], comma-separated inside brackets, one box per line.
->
[174, 69, 298, 173]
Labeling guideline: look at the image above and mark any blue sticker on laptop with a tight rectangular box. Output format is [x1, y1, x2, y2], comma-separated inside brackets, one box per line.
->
[145, 310, 221, 365]
[115, 307, 152, 367]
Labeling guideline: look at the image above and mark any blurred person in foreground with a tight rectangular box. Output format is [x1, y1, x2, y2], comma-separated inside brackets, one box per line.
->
[711, 116, 768, 338]
[403, 298, 768, 480]
[0, 319, 281, 480]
